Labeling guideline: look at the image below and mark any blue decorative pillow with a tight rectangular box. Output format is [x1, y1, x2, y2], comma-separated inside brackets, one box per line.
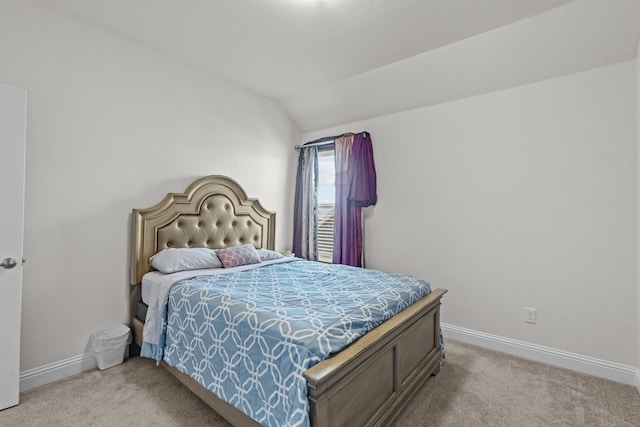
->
[216, 244, 261, 268]
[256, 248, 284, 262]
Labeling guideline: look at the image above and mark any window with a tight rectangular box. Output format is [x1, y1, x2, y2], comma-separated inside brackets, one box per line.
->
[317, 149, 335, 263]
[294, 131, 375, 266]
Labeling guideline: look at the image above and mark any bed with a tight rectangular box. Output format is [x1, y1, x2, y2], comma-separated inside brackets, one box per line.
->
[129, 175, 447, 427]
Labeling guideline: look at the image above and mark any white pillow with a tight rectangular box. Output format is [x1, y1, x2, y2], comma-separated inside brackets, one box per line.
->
[150, 248, 222, 273]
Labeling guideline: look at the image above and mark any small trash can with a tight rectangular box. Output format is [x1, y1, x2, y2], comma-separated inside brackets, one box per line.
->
[90, 324, 132, 370]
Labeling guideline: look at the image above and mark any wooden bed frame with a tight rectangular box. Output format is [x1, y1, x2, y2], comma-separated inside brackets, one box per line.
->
[129, 175, 447, 427]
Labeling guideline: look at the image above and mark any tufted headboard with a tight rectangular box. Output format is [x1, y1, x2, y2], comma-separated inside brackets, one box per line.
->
[129, 175, 275, 285]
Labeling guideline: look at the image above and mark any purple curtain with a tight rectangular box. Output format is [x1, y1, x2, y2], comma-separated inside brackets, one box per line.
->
[333, 132, 377, 267]
[293, 146, 318, 260]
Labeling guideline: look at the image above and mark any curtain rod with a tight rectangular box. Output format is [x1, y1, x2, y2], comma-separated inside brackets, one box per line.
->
[294, 132, 366, 150]
[294, 139, 335, 150]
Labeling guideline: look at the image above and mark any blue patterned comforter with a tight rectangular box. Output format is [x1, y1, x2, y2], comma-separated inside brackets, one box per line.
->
[143, 258, 432, 427]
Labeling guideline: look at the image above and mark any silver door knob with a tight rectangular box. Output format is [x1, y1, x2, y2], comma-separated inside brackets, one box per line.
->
[1, 258, 17, 269]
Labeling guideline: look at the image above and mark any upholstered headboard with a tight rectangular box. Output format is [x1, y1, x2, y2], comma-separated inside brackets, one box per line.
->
[129, 175, 275, 285]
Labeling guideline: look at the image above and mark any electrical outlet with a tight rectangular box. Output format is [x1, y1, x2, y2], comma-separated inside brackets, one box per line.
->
[525, 307, 537, 324]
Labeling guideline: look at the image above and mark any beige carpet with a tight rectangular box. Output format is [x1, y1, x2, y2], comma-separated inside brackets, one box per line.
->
[2, 340, 639, 427]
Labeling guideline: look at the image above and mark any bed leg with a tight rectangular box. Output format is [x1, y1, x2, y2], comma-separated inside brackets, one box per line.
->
[430, 359, 443, 376]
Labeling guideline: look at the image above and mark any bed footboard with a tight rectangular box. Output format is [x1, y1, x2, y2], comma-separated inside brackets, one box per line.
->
[304, 288, 447, 427]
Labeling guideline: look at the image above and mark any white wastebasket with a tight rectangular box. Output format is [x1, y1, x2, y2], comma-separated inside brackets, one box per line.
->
[90, 324, 132, 370]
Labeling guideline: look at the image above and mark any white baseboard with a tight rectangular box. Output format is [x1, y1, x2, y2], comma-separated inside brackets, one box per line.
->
[19, 328, 640, 395]
[20, 353, 97, 392]
[441, 323, 639, 387]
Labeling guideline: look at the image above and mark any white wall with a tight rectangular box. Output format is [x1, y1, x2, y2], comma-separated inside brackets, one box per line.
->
[304, 61, 637, 366]
[0, 0, 299, 371]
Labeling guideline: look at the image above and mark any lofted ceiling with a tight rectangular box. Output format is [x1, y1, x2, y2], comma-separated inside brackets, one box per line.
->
[36, 0, 640, 132]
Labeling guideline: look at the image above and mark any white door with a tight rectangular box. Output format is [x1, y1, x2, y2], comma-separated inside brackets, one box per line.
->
[0, 83, 26, 410]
